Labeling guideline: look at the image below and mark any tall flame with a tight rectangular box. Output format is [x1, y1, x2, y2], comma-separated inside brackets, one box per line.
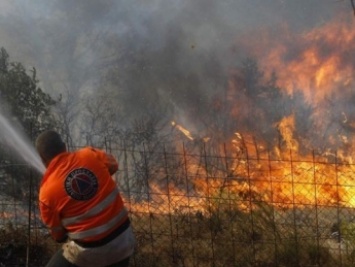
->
[129, 18, 355, 214]
[240, 19, 355, 103]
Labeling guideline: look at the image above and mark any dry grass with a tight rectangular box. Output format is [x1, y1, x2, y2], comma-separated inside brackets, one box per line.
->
[2, 204, 355, 266]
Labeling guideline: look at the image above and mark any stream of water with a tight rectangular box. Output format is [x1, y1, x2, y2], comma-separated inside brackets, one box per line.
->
[0, 112, 45, 174]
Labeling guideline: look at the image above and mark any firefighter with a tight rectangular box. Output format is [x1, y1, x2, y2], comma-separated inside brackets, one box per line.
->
[35, 130, 135, 267]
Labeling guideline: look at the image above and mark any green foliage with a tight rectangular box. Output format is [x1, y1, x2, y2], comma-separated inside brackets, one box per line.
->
[339, 221, 355, 265]
[0, 47, 57, 198]
[0, 47, 56, 137]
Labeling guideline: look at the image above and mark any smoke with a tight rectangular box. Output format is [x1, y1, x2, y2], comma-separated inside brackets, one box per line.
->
[0, 0, 353, 150]
[0, 0, 345, 89]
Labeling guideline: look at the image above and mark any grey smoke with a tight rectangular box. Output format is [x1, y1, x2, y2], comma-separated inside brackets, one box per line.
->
[0, 0, 352, 149]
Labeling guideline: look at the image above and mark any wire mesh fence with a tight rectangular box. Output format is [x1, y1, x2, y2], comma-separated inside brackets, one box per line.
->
[1, 142, 355, 266]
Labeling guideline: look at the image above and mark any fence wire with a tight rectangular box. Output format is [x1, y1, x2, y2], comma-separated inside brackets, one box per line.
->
[1, 143, 355, 266]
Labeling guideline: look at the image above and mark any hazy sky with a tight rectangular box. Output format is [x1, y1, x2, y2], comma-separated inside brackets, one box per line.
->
[0, 0, 353, 149]
[0, 0, 350, 95]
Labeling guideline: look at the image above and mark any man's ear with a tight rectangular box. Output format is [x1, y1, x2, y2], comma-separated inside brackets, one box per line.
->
[39, 151, 50, 167]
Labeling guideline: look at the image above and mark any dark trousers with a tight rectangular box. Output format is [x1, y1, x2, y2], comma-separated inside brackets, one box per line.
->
[45, 249, 130, 267]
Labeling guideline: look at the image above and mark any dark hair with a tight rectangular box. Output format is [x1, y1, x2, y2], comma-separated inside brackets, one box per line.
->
[36, 130, 66, 164]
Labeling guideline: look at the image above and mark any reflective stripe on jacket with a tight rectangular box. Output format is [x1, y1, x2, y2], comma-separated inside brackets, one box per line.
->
[39, 147, 127, 243]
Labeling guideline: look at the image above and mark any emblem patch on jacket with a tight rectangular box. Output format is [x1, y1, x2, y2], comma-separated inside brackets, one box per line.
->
[65, 168, 98, 200]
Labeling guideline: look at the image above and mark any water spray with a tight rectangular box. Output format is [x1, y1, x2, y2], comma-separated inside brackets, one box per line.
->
[0, 112, 45, 174]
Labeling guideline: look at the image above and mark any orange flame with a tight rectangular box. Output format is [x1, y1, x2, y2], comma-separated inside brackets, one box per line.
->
[171, 121, 194, 140]
[241, 19, 355, 103]
[128, 18, 355, 214]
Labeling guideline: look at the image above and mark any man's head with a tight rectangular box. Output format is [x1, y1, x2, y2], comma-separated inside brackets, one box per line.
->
[36, 130, 66, 166]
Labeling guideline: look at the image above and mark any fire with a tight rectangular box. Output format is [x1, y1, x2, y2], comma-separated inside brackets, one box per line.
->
[236, 18, 355, 103]
[126, 148, 355, 214]
[128, 18, 355, 215]
[171, 121, 194, 140]
[277, 114, 298, 152]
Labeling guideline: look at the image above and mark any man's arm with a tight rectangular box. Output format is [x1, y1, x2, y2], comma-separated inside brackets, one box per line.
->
[91, 147, 119, 175]
[39, 201, 67, 243]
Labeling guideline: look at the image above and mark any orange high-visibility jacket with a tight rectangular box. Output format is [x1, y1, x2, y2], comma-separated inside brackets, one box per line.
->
[39, 147, 128, 243]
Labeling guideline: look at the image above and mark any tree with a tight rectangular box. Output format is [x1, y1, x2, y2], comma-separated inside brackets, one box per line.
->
[0, 48, 56, 137]
[55, 89, 80, 150]
[0, 47, 57, 198]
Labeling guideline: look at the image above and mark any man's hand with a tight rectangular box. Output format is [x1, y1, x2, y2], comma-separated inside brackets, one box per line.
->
[54, 233, 68, 244]
[107, 154, 118, 175]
